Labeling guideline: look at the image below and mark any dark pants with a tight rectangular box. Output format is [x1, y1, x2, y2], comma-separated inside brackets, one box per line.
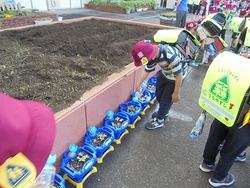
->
[235, 27, 247, 53]
[155, 71, 175, 120]
[193, 4, 199, 14]
[202, 119, 250, 180]
[188, 4, 193, 13]
[176, 10, 187, 28]
[239, 27, 247, 44]
[195, 44, 208, 63]
[231, 32, 238, 39]
[220, 29, 226, 40]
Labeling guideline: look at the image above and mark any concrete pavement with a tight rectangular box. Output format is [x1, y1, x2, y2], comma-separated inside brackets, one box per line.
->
[47, 8, 166, 24]
[45, 8, 250, 188]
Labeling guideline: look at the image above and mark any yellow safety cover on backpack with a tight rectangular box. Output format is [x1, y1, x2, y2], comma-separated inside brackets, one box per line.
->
[244, 18, 250, 47]
[153, 29, 200, 45]
[229, 17, 244, 33]
[217, 36, 228, 48]
[199, 51, 250, 127]
[0, 153, 37, 188]
[201, 17, 223, 29]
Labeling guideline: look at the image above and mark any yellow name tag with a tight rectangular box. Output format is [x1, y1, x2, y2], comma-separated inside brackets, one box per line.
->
[0, 153, 37, 188]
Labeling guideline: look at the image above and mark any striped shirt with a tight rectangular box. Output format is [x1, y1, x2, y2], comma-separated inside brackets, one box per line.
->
[145, 44, 188, 82]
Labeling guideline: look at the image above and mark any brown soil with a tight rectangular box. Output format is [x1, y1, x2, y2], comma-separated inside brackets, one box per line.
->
[0, 19, 159, 113]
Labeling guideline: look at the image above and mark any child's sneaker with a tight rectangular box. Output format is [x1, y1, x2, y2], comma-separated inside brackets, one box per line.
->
[189, 60, 199, 67]
[151, 112, 169, 120]
[235, 151, 246, 162]
[145, 118, 164, 130]
[203, 60, 209, 64]
[230, 46, 235, 52]
[199, 162, 217, 172]
[196, 61, 203, 65]
[209, 173, 235, 187]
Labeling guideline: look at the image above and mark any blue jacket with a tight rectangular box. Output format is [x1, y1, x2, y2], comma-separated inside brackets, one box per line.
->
[177, 0, 188, 11]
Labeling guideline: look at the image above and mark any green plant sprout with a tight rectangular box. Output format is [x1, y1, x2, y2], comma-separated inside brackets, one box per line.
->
[127, 105, 139, 114]
[76, 152, 90, 162]
[98, 132, 108, 141]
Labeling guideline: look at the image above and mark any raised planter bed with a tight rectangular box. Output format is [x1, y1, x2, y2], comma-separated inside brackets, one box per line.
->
[34, 18, 53, 25]
[0, 13, 58, 29]
[0, 16, 178, 170]
[84, 4, 126, 14]
[159, 15, 176, 26]
[51, 17, 179, 170]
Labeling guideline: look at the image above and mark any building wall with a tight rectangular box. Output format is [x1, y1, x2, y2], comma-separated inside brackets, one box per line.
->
[0, 0, 176, 10]
[1, 0, 176, 10]
[33, 0, 48, 10]
[0, 0, 83, 10]
[70, 0, 81, 8]
[82, 0, 90, 7]
[16, 0, 32, 9]
[166, 0, 175, 9]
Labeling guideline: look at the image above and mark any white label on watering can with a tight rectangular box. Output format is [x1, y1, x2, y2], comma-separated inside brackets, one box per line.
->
[105, 139, 112, 146]
[199, 51, 250, 127]
[84, 161, 94, 170]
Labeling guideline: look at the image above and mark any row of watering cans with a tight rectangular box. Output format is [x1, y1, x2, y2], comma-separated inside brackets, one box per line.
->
[60, 75, 157, 183]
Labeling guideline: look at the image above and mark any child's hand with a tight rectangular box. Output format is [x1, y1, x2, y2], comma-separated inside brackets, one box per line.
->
[200, 44, 205, 50]
[185, 40, 190, 57]
[172, 92, 180, 103]
[135, 85, 141, 94]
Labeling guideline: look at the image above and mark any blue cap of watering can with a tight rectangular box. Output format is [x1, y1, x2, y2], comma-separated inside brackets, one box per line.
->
[132, 89, 140, 102]
[106, 110, 114, 120]
[88, 126, 97, 135]
[69, 144, 78, 153]
[68, 144, 78, 158]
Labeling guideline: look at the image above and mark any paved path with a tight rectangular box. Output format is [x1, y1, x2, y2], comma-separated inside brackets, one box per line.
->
[45, 8, 250, 188]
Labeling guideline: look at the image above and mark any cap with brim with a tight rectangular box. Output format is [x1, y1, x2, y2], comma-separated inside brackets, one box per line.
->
[0, 93, 56, 175]
[201, 1, 208, 6]
[131, 40, 158, 67]
[240, 9, 247, 16]
[186, 21, 197, 30]
[225, 4, 232, 10]
[214, 0, 220, 5]
[209, 6, 218, 13]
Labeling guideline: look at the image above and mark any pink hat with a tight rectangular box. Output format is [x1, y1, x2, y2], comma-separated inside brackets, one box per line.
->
[131, 41, 158, 67]
[225, 4, 233, 9]
[240, 9, 247, 16]
[201, 1, 208, 7]
[209, 6, 218, 13]
[0, 93, 56, 176]
[186, 21, 197, 30]
[214, 0, 220, 5]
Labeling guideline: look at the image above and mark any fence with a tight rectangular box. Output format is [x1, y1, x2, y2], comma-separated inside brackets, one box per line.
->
[1, 2, 21, 11]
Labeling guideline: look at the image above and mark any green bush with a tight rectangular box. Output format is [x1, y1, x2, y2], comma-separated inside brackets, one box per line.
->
[87, 0, 154, 8]
[0, 10, 39, 18]
[161, 12, 176, 17]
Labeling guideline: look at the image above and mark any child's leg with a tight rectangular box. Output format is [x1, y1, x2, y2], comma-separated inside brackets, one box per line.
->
[195, 48, 205, 65]
[203, 51, 210, 64]
[235, 28, 247, 53]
